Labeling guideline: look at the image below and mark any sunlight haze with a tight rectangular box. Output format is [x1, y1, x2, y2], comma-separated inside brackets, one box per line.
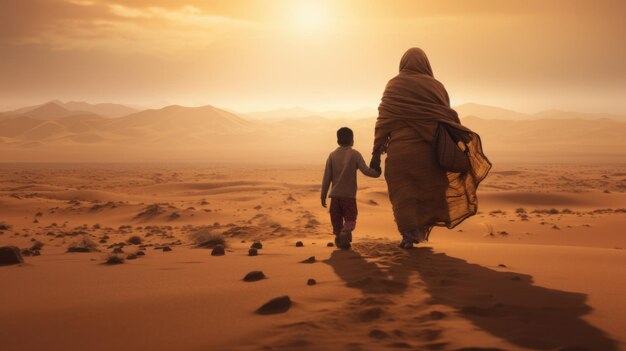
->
[1, 0, 625, 113]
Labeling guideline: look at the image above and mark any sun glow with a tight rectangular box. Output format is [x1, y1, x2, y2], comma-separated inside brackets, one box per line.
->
[290, 1, 330, 32]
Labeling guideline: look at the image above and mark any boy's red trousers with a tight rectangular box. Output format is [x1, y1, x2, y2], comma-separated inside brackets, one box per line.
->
[329, 197, 358, 236]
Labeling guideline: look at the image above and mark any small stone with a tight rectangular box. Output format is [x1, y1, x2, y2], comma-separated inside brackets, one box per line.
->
[326, 242, 334, 247]
[211, 244, 225, 256]
[498, 264, 507, 268]
[162, 246, 172, 252]
[126, 253, 138, 260]
[243, 271, 266, 282]
[256, 295, 291, 315]
[248, 248, 258, 256]
[295, 241, 304, 247]
[136, 251, 145, 256]
[0, 246, 23, 265]
[307, 278, 316, 286]
[112, 247, 124, 254]
[251, 241, 263, 249]
[300, 256, 316, 264]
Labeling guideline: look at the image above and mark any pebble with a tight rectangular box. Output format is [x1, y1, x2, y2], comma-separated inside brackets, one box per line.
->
[243, 271, 266, 282]
[256, 296, 291, 315]
[0, 246, 23, 266]
[300, 256, 316, 264]
[211, 244, 225, 256]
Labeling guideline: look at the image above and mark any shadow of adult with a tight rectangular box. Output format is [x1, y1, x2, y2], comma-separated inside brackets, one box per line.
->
[325, 242, 618, 351]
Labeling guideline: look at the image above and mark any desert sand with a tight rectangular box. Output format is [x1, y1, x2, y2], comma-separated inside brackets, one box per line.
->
[1, 163, 624, 351]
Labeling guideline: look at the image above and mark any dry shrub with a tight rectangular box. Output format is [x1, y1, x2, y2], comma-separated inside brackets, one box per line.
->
[191, 228, 226, 248]
[67, 235, 99, 252]
[105, 254, 124, 265]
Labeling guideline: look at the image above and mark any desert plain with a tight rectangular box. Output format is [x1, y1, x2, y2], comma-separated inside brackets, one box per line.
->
[0, 160, 625, 351]
[0, 101, 625, 351]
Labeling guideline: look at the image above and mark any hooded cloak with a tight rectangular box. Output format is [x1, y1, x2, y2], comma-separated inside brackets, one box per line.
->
[375, 48, 491, 235]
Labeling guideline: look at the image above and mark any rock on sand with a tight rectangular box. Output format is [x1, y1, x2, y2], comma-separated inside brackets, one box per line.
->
[243, 271, 266, 282]
[256, 296, 291, 315]
[211, 245, 225, 256]
[0, 246, 23, 266]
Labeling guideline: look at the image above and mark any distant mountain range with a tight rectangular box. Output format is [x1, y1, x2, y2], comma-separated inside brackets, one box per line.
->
[0, 100, 139, 119]
[0, 101, 624, 163]
[455, 103, 626, 121]
[2, 100, 624, 121]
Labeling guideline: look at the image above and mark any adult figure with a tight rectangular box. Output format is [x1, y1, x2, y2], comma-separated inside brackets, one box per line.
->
[373, 47, 491, 248]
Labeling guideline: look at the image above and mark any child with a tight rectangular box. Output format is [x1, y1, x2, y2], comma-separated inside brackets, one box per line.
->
[321, 127, 381, 249]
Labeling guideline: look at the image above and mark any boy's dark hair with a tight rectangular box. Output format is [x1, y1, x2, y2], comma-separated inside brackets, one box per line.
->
[337, 127, 354, 146]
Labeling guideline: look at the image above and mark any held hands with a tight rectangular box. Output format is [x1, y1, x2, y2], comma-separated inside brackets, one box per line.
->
[369, 152, 382, 174]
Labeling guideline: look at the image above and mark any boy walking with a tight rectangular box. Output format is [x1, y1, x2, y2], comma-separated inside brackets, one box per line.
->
[321, 127, 381, 249]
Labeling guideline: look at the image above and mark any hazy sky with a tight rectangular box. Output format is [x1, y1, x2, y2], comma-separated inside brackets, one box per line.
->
[1, 0, 625, 113]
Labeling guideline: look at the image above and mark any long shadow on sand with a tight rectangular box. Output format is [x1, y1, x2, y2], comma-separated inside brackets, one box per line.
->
[325, 242, 618, 351]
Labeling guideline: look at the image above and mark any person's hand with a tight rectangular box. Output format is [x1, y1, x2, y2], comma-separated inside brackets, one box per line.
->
[372, 144, 385, 156]
[321, 197, 327, 208]
[369, 153, 382, 174]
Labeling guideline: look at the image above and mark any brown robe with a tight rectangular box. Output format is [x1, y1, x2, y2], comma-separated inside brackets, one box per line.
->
[374, 48, 491, 237]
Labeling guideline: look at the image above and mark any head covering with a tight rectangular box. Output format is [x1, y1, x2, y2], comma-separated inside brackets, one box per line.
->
[399, 47, 433, 76]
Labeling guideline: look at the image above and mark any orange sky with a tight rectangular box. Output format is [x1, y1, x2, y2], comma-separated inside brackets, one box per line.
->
[0, 0, 625, 113]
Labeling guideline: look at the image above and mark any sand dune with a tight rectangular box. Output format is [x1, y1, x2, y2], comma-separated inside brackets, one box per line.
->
[62, 101, 139, 118]
[0, 164, 624, 350]
[1, 102, 626, 163]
